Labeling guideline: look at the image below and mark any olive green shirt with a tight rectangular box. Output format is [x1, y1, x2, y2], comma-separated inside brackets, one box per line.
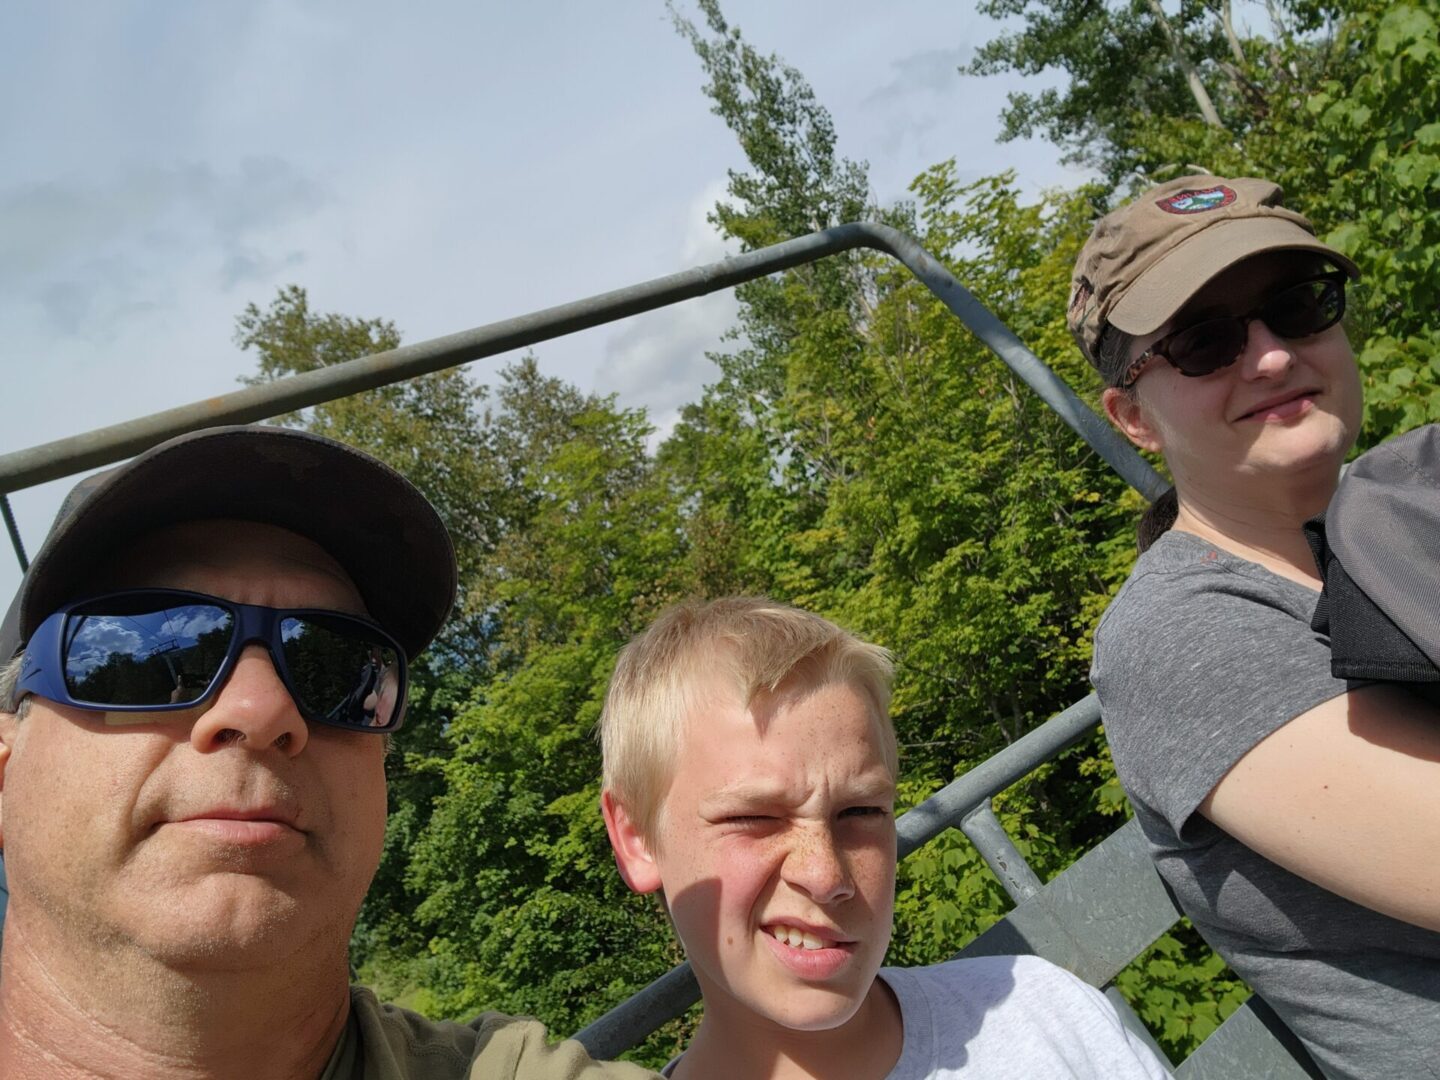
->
[321, 986, 659, 1080]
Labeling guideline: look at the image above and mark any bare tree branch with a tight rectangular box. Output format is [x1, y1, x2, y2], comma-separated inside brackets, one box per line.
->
[1265, 0, 1290, 40]
[1145, 0, 1226, 129]
[1218, 0, 1248, 66]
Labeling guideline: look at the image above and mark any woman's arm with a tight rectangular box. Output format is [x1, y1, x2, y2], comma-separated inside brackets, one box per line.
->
[1200, 682, 1440, 931]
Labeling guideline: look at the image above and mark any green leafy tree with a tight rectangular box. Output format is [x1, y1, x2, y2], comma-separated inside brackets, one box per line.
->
[666, 0, 1142, 989]
[399, 362, 692, 1061]
[669, 0, 875, 414]
[235, 286, 502, 646]
[1301, 3, 1440, 444]
[962, 0, 1347, 185]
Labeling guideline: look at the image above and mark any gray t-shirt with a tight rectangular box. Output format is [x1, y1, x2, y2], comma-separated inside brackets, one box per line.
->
[1092, 530, 1440, 1080]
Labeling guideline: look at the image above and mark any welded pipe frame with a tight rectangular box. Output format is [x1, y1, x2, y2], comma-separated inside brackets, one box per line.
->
[0, 222, 1165, 502]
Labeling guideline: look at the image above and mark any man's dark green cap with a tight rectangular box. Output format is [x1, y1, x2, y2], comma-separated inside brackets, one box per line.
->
[0, 426, 457, 674]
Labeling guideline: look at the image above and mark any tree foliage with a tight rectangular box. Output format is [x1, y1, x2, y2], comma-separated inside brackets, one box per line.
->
[1303, 3, 1440, 444]
[963, 0, 1348, 184]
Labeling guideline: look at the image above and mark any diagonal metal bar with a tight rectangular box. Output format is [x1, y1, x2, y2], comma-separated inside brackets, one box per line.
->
[955, 818, 1176, 986]
[865, 228, 1167, 500]
[1176, 995, 1325, 1080]
[897, 692, 1102, 858]
[960, 801, 1044, 905]
[1, 494, 27, 572]
[0, 223, 1165, 500]
[573, 960, 700, 1062]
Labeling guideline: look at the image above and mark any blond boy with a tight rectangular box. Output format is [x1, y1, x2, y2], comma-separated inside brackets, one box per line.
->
[599, 597, 1170, 1080]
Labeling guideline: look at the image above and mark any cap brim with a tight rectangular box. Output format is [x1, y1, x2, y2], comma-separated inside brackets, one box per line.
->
[5, 426, 456, 662]
[1108, 217, 1361, 337]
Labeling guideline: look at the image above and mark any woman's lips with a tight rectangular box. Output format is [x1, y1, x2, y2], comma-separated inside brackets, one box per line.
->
[1240, 391, 1317, 422]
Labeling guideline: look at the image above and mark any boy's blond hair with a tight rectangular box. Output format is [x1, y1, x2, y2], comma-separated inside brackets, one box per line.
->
[599, 596, 896, 843]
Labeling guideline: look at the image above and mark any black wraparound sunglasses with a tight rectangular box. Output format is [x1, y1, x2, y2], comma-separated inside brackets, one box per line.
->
[13, 588, 408, 732]
[1117, 272, 1348, 390]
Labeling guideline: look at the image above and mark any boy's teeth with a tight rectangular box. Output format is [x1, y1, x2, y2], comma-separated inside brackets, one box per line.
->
[770, 925, 828, 950]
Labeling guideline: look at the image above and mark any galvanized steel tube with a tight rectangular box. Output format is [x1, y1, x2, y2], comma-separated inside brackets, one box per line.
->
[1, 223, 1164, 500]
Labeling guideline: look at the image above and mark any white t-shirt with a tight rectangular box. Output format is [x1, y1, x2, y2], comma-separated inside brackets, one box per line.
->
[879, 955, 1170, 1079]
[662, 955, 1171, 1078]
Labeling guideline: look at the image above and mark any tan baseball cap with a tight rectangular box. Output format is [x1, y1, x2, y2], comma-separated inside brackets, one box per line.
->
[1068, 174, 1359, 382]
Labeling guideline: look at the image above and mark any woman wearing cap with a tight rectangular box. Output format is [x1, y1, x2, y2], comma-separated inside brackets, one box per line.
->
[1072, 175, 1440, 1080]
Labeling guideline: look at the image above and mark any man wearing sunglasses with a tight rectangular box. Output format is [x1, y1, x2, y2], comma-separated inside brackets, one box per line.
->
[0, 426, 655, 1080]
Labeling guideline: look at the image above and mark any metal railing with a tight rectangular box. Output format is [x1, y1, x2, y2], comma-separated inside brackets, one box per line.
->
[0, 222, 1165, 504]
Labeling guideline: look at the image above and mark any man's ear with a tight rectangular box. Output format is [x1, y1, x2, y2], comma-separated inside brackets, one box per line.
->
[1102, 387, 1165, 454]
[600, 790, 662, 895]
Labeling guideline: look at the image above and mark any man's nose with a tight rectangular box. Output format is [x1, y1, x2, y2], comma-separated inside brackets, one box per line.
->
[782, 824, 856, 906]
[189, 644, 308, 756]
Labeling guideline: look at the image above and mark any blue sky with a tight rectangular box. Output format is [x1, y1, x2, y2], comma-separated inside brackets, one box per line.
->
[1, 0, 1089, 602]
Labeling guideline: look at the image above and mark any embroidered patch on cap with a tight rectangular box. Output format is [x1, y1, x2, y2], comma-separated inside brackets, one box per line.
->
[1157, 185, 1237, 215]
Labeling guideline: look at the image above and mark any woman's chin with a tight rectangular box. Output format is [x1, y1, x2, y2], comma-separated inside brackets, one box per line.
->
[1244, 412, 1355, 475]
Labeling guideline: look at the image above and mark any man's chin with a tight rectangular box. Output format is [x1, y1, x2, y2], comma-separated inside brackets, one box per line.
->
[120, 880, 337, 971]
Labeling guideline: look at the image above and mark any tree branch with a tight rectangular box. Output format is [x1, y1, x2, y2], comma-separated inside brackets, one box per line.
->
[1218, 0, 1247, 67]
[1217, 60, 1272, 116]
[1144, 0, 1226, 129]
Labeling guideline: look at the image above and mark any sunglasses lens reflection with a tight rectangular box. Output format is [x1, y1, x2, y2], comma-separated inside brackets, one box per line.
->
[280, 616, 402, 729]
[1169, 319, 1249, 376]
[64, 601, 232, 707]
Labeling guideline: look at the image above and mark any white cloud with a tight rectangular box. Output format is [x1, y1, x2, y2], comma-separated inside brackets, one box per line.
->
[171, 607, 230, 641]
[595, 179, 742, 445]
[680, 177, 738, 264]
[63, 605, 230, 678]
[67, 618, 144, 675]
[599, 296, 732, 446]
